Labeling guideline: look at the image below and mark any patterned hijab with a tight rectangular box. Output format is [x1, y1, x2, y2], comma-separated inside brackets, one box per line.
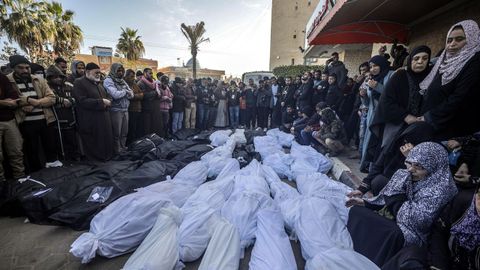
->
[368, 142, 457, 246]
[420, 20, 480, 94]
[450, 192, 480, 251]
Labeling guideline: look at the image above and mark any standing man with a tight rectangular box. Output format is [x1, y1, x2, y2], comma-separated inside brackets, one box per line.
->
[125, 69, 143, 144]
[243, 78, 257, 129]
[280, 76, 297, 111]
[46, 65, 79, 161]
[256, 80, 272, 131]
[0, 72, 24, 181]
[270, 77, 282, 128]
[54, 57, 68, 75]
[67, 60, 85, 84]
[184, 78, 197, 129]
[138, 68, 161, 136]
[7, 55, 60, 172]
[325, 52, 348, 88]
[73, 62, 114, 161]
[103, 63, 133, 154]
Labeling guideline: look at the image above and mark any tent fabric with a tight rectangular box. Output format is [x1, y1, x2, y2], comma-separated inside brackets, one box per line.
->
[122, 205, 183, 270]
[198, 217, 241, 270]
[249, 208, 297, 270]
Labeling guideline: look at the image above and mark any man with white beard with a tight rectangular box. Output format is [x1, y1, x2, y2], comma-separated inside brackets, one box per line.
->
[72, 63, 114, 161]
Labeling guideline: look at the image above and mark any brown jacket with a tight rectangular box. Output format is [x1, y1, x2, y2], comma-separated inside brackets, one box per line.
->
[7, 73, 56, 124]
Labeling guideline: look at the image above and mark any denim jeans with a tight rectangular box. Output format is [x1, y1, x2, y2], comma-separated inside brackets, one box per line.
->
[229, 106, 240, 128]
[197, 103, 209, 130]
[172, 112, 184, 134]
[300, 129, 319, 146]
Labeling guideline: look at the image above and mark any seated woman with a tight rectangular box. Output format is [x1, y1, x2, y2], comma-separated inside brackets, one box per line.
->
[346, 142, 457, 267]
[419, 20, 480, 140]
[348, 121, 434, 196]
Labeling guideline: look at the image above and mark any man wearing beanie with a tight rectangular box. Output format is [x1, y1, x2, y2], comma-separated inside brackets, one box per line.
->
[46, 65, 79, 161]
[72, 62, 114, 161]
[6, 55, 61, 173]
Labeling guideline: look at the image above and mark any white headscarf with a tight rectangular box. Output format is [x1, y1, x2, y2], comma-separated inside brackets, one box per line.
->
[420, 20, 480, 95]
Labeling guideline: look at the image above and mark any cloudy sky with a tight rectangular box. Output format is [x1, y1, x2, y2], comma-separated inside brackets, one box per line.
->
[55, 0, 272, 77]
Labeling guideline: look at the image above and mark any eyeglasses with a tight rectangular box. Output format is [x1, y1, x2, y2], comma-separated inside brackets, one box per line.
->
[447, 36, 466, 43]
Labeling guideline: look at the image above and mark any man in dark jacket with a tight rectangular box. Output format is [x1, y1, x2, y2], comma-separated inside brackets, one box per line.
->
[325, 52, 348, 88]
[0, 72, 24, 181]
[280, 105, 296, 133]
[325, 73, 342, 113]
[72, 62, 114, 161]
[280, 76, 296, 111]
[195, 78, 210, 130]
[46, 65, 79, 160]
[312, 71, 329, 105]
[295, 75, 313, 113]
[242, 79, 257, 129]
[300, 102, 325, 146]
[171, 77, 186, 134]
[256, 80, 272, 131]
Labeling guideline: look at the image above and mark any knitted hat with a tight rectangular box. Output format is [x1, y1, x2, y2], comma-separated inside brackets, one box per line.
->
[9, 55, 30, 68]
[85, 62, 100, 71]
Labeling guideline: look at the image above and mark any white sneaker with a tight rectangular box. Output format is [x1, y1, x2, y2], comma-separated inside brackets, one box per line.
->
[46, 160, 63, 168]
[256, 127, 262, 131]
[263, 128, 267, 132]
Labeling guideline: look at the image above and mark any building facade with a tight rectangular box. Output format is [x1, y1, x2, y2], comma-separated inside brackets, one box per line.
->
[303, 0, 480, 77]
[270, 0, 320, 70]
[158, 58, 225, 80]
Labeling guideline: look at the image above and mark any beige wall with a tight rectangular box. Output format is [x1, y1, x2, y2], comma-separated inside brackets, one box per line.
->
[158, 66, 225, 80]
[343, 47, 373, 77]
[74, 54, 158, 73]
[270, 0, 320, 70]
[409, 0, 480, 56]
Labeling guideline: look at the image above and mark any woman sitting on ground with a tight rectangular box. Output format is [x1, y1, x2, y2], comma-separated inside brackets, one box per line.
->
[346, 142, 457, 267]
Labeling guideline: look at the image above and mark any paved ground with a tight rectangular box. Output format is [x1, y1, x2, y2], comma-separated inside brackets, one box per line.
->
[0, 149, 362, 270]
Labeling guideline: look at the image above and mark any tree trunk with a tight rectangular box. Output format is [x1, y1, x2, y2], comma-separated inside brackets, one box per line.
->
[192, 51, 197, 80]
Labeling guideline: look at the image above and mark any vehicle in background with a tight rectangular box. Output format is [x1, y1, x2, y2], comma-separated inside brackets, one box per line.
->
[242, 71, 274, 85]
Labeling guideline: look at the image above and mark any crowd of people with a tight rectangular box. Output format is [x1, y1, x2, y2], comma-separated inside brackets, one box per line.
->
[0, 17, 479, 269]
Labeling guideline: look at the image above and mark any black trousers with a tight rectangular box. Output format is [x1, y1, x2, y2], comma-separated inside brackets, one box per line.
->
[271, 105, 282, 128]
[257, 107, 269, 129]
[19, 120, 57, 173]
[127, 111, 143, 145]
[54, 127, 80, 161]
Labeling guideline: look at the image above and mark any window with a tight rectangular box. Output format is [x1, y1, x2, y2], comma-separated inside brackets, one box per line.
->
[291, 58, 295, 65]
[293, 34, 297, 39]
[308, 1, 311, 6]
[295, 2, 298, 10]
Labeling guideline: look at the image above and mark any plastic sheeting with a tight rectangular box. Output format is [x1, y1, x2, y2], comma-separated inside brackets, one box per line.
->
[266, 128, 295, 148]
[198, 217, 240, 270]
[123, 206, 183, 270]
[295, 197, 353, 261]
[290, 142, 333, 176]
[230, 128, 247, 145]
[209, 129, 233, 147]
[221, 160, 274, 255]
[201, 138, 236, 177]
[253, 136, 283, 160]
[305, 247, 380, 270]
[249, 208, 297, 270]
[262, 152, 294, 180]
[70, 161, 211, 263]
[296, 173, 352, 224]
[70, 193, 172, 263]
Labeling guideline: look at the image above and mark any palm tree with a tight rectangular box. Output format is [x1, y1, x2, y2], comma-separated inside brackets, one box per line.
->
[47, 1, 83, 59]
[181, 21, 210, 79]
[0, 0, 55, 61]
[116, 27, 145, 61]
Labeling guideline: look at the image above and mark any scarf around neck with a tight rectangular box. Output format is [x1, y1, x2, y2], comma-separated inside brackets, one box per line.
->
[108, 63, 127, 86]
[420, 20, 480, 95]
[141, 76, 156, 90]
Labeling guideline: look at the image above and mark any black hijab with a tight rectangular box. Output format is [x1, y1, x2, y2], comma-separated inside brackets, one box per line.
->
[369, 55, 391, 83]
[405, 46, 432, 116]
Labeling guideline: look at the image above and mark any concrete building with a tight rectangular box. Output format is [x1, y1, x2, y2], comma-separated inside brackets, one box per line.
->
[158, 58, 225, 80]
[270, 0, 320, 70]
[304, 0, 480, 77]
[75, 46, 158, 73]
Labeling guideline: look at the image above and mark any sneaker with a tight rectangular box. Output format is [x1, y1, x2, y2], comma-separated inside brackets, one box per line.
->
[256, 127, 262, 131]
[263, 128, 268, 132]
[46, 160, 63, 168]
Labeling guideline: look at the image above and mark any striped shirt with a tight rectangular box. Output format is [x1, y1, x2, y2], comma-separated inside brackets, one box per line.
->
[16, 81, 45, 121]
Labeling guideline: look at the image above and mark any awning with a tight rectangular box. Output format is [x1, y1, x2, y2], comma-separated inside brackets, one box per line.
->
[307, 0, 457, 46]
